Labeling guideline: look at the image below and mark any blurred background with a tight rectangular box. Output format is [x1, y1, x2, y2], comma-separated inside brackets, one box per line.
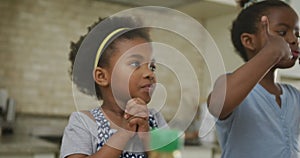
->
[0, 0, 299, 158]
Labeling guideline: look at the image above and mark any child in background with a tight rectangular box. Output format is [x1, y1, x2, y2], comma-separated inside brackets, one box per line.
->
[207, 0, 300, 157]
[60, 16, 167, 158]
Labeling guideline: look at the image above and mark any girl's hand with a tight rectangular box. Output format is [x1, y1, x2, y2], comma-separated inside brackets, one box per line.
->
[260, 16, 292, 63]
[124, 98, 150, 146]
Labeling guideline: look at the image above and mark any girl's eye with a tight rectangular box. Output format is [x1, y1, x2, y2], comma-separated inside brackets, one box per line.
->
[295, 31, 300, 38]
[130, 61, 141, 68]
[148, 63, 156, 72]
[277, 31, 287, 36]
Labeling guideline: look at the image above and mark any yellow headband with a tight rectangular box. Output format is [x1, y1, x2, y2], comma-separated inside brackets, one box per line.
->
[94, 28, 129, 69]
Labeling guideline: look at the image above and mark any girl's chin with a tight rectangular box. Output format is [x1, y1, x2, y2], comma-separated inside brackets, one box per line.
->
[140, 95, 152, 104]
[142, 96, 151, 104]
[276, 60, 297, 69]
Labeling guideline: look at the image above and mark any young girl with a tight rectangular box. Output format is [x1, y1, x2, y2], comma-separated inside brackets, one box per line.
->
[207, 0, 300, 157]
[60, 16, 167, 158]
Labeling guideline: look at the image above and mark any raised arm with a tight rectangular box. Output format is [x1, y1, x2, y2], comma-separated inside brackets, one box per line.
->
[207, 16, 292, 119]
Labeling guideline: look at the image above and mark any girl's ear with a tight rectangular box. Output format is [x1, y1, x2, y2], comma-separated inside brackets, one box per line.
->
[93, 67, 109, 87]
[240, 33, 257, 52]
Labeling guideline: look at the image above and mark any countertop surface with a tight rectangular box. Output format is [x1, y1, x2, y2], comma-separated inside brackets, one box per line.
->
[0, 134, 59, 154]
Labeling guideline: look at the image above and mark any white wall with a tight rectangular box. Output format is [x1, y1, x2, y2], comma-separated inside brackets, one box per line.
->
[291, 0, 300, 13]
[204, 13, 243, 72]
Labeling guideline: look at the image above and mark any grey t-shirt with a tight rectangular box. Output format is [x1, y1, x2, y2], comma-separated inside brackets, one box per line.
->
[60, 108, 167, 158]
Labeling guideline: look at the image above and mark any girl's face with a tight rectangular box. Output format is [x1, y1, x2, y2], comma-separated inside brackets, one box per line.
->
[257, 7, 299, 68]
[108, 37, 156, 104]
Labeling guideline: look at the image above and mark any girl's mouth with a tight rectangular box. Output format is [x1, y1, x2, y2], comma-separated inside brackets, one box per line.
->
[292, 50, 300, 58]
[141, 84, 154, 93]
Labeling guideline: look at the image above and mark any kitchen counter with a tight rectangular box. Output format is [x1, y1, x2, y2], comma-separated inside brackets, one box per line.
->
[0, 134, 59, 158]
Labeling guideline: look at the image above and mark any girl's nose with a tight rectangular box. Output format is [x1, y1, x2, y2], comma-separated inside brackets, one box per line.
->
[143, 65, 155, 81]
[288, 32, 299, 46]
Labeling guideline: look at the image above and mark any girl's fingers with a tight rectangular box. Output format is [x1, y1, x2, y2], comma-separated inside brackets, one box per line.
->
[134, 98, 146, 105]
[125, 110, 148, 120]
[260, 15, 292, 60]
[127, 98, 137, 105]
[261, 16, 271, 38]
[125, 106, 148, 116]
[128, 116, 149, 130]
[126, 98, 146, 108]
[127, 116, 148, 122]
[125, 98, 148, 116]
[124, 113, 130, 119]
